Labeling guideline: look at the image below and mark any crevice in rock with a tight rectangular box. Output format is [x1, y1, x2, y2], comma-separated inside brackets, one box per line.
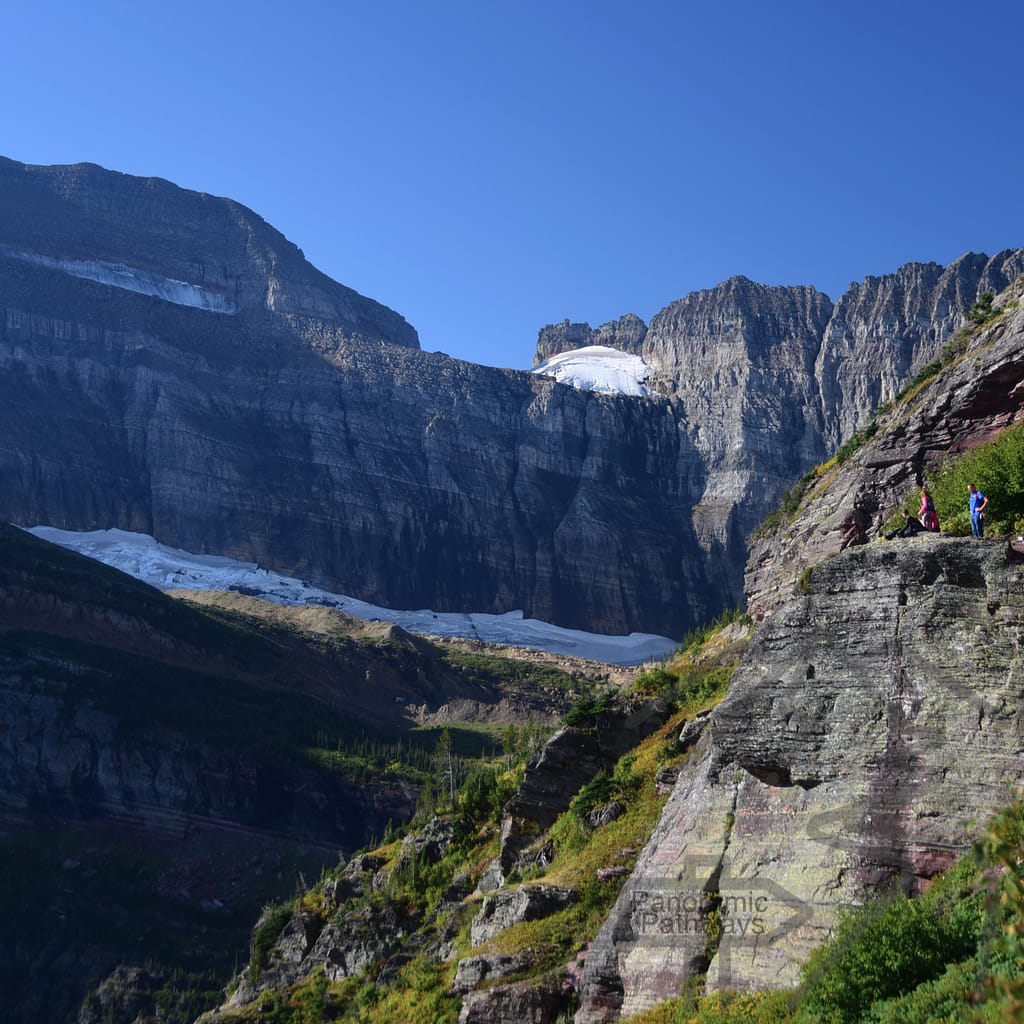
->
[744, 763, 792, 787]
[858, 581, 923, 893]
[698, 778, 740, 974]
[740, 762, 821, 791]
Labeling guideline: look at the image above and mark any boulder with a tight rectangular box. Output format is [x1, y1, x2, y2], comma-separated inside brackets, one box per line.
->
[471, 885, 576, 947]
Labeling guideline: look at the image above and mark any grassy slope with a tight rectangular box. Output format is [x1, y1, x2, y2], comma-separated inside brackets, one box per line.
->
[201, 626, 749, 1023]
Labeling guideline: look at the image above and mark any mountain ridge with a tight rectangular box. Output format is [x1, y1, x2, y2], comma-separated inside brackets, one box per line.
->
[1, 156, 1020, 641]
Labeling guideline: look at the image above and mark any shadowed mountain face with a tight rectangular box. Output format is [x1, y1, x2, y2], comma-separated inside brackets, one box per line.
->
[0, 160, 724, 637]
[0, 157, 420, 345]
[0, 157, 1020, 639]
[0, 522, 578, 1024]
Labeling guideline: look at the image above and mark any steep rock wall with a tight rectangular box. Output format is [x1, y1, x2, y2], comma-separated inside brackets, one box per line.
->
[0, 256, 722, 637]
[816, 250, 1024, 449]
[577, 536, 1024, 1021]
[2, 158, 1019, 639]
[0, 157, 419, 347]
[535, 254, 1024, 582]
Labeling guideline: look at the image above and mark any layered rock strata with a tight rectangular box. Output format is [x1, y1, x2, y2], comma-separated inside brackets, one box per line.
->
[746, 275, 1024, 620]
[577, 535, 1024, 1021]
[535, 255, 1024, 560]
[0, 157, 418, 347]
[2, 157, 1021, 640]
[0, 250, 721, 637]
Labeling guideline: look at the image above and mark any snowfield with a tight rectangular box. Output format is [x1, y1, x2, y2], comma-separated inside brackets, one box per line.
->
[24, 526, 678, 667]
[531, 345, 651, 396]
[4, 249, 238, 313]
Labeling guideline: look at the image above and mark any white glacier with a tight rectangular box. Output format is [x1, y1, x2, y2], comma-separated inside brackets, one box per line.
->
[4, 249, 238, 313]
[531, 345, 651, 397]
[24, 526, 678, 667]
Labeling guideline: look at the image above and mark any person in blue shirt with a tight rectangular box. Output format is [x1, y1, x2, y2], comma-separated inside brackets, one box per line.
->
[968, 484, 989, 537]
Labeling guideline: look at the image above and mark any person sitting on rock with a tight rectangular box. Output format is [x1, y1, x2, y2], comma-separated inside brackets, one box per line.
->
[885, 510, 927, 539]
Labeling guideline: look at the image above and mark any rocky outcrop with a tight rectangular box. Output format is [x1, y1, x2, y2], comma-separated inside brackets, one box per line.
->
[746, 275, 1024, 621]
[534, 314, 647, 365]
[487, 698, 670, 886]
[77, 966, 165, 1024]
[577, 535, 1024, 1020]
[471, 884, 577, 946]
[459, 974, 573, 1024]
[229, 898, 418, 1008]
[452, 953, 536, 993]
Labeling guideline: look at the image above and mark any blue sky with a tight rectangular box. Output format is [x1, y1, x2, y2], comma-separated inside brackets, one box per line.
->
[4, 1, 1022, 369]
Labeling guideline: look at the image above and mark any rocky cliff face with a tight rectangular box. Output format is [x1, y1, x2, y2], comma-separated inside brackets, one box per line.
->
[574, 281, 1024, 1021]
[577, 535, 1024, 1021]
[0, 157, 419, 347]
[535, 254, 1024, 576]
[747, 274, 1024, 620]
[0, 164, 731, 637]
[534, 314, 648, 365]
[1, 157, 1020, 641]
[816, 251, 1024, 449]
[641, 278, 835, 548]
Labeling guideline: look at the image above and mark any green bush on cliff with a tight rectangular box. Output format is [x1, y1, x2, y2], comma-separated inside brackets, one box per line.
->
[675, 605, 752, 655]
[250, 900, 295, 981]
[799, 867, 981, 1024]
[564, 691, 615, 726]
[925, 419, 1024, 536]
[634, 662, 732, 714]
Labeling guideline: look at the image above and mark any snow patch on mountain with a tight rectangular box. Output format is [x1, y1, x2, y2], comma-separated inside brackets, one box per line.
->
[4, 249, 237, 313]
[531, 345, 651, 396]
[24, 526, 678, 666]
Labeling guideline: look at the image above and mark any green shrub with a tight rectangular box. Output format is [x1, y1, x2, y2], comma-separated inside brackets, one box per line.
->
[634, 663, 732, 714]
[864, 959, 985, 1024]
[569, 771, 616, 820]
[250, 900, 294, 981]
[835, 422, 879, 466]
[796, 565, 816, 594]
[677, 606, 751, 655]
[633, 668, 678, 698]
[967, 291, 999, 326]
[458, 764, 519, 825]
[926, 420, 1024, 536]
[564, 692, 614, 727]
[800, 887, 978, 1024]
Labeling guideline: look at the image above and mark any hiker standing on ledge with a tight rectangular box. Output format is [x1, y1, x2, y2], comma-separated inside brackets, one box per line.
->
[969, 484, 989, 538]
